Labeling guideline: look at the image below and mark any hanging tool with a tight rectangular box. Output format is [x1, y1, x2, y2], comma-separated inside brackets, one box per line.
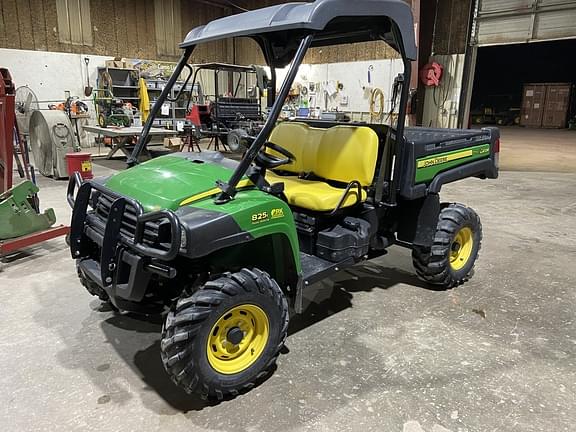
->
[390, 73, 404, 114]
[84, 57, 93, 97]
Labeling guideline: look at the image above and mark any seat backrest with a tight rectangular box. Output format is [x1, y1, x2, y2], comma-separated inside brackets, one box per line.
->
[269, 122, 379, 186]
[268, 122, 322, 174]
[316, 126, 379, 186]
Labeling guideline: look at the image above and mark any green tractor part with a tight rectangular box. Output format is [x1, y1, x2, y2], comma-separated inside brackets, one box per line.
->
[0, 180, 56, 240]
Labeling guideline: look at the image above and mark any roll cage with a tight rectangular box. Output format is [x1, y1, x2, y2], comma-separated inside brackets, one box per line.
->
[128, 0, 417, 207]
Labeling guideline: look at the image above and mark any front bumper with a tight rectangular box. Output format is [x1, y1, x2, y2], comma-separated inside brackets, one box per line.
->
[68, 174, 181, 306]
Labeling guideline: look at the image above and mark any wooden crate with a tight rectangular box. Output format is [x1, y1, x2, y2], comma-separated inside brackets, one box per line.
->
[520, 84, 546, 128]
[521, 83, 572, 128]
[542, 84, 572, 129]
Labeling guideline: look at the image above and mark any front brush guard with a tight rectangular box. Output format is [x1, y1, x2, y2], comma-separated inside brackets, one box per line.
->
[67, 174, 181, 286]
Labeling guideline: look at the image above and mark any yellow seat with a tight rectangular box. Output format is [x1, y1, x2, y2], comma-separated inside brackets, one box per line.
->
[266, 122, 379, 212]
[266, 172, 367, 212]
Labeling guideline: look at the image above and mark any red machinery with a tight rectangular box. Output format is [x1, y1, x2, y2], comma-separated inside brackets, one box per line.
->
[0, 68, 69, 257]
[0, 69, 15, 193]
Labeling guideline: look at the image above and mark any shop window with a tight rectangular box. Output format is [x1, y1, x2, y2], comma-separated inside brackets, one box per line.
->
[155, 0, 182, 56]
[56, 0, 93, 46]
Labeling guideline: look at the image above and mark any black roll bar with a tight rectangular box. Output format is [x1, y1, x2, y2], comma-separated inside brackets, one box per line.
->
[214, 34, 314, 204]
[373, 24, 412, 207]
[127, 47, 195, 166]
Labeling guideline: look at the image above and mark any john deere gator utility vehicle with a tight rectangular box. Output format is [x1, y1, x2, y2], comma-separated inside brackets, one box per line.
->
[68, 0, 499, 399]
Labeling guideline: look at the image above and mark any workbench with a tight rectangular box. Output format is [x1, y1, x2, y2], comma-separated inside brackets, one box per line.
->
[83, 126, 179, 159]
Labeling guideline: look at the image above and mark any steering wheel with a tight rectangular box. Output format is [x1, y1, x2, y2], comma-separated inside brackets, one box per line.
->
[256, 142, 295, 169]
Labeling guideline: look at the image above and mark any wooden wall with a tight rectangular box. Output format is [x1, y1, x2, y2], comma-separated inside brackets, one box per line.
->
[432, 0, 473, 55]
[0, 0, 230, 62]
[233, 0, 406, 65]
[0, 0, 413, 64]
[233, 36, 402, 66]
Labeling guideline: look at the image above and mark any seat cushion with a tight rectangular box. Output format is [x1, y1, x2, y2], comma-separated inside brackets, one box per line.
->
[267, 172, 366, 212]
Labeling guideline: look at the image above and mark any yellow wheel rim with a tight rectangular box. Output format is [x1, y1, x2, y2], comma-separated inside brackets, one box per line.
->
[450, 227, 474, 271]
[206, 304, 269, 375]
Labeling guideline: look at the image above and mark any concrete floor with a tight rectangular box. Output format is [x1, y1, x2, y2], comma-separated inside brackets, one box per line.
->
[496, 126, 576, 173]
[1, 161, 576, 431]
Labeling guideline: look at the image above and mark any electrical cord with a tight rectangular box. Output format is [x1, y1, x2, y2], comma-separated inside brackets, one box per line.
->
[370, 88, 385, 120]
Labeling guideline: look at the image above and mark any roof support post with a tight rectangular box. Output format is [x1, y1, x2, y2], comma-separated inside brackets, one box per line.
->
[127, 47, 194, 166]
[215, 34, 314, 203]
[383, 25, 412, 207]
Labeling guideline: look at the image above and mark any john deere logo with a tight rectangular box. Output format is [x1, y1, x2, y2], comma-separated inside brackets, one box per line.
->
[417, 149, 474, 169]
[421, 156, 448, 168]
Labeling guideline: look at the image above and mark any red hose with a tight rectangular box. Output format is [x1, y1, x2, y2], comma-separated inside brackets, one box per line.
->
[420, 62, 443, 87]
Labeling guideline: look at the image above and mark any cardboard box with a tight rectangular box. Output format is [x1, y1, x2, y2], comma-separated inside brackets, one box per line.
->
[164, 137, 183, 150]
[105, 59, 128, 69]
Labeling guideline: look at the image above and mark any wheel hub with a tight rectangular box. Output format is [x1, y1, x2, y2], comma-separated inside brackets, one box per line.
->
[207, 304, 270, 375]
[226, 327, 244, 345]
[450, 227, 474, 271]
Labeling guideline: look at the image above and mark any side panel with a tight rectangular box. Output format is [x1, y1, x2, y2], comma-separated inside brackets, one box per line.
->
[188, 189, 302, 273]
[399, 127, 499, 200]
[415, 143, 490, 183]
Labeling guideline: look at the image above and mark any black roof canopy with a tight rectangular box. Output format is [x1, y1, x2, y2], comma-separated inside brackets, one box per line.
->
[181, 0, 417, 67]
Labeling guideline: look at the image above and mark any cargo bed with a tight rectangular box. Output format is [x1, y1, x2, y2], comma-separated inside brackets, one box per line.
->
[405, 127, 490, 146]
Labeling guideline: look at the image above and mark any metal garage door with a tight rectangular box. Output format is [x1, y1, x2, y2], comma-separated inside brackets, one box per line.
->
[476, 0, 576, 45]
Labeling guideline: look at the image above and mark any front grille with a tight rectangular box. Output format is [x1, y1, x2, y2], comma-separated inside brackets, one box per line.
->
[89, 191, 171, 251]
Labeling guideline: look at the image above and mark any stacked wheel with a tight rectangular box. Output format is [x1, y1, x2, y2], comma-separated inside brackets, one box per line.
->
[412, 203, 482, 289]
[161, 268, 289, 400]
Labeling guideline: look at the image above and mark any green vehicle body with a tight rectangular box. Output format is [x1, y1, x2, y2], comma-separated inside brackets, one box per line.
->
[104, 154, 302, 276]
[87, 134, 497, 306]
[66, 0, 501, 317]
[66, 0, 502, 400]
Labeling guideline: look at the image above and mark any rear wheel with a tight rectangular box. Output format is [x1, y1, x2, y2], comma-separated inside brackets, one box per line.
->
[412, 203, 482, 289]
[227, 129, 248, 153]
[161, 268, 289, 399]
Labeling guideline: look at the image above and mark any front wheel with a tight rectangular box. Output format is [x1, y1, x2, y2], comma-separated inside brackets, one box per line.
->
[161, 268, 289, 400]
[97, 113, 107, 128]
[412, 203, 482, 289]
[77, 262, 110, 302]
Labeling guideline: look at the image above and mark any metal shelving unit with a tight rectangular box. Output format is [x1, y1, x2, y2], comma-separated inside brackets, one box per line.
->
[145, 79, 199, 130]
[95, 67, 140, 127]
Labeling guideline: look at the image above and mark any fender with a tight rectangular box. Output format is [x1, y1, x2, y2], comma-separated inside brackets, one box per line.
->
[428, 158, 498, 194]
